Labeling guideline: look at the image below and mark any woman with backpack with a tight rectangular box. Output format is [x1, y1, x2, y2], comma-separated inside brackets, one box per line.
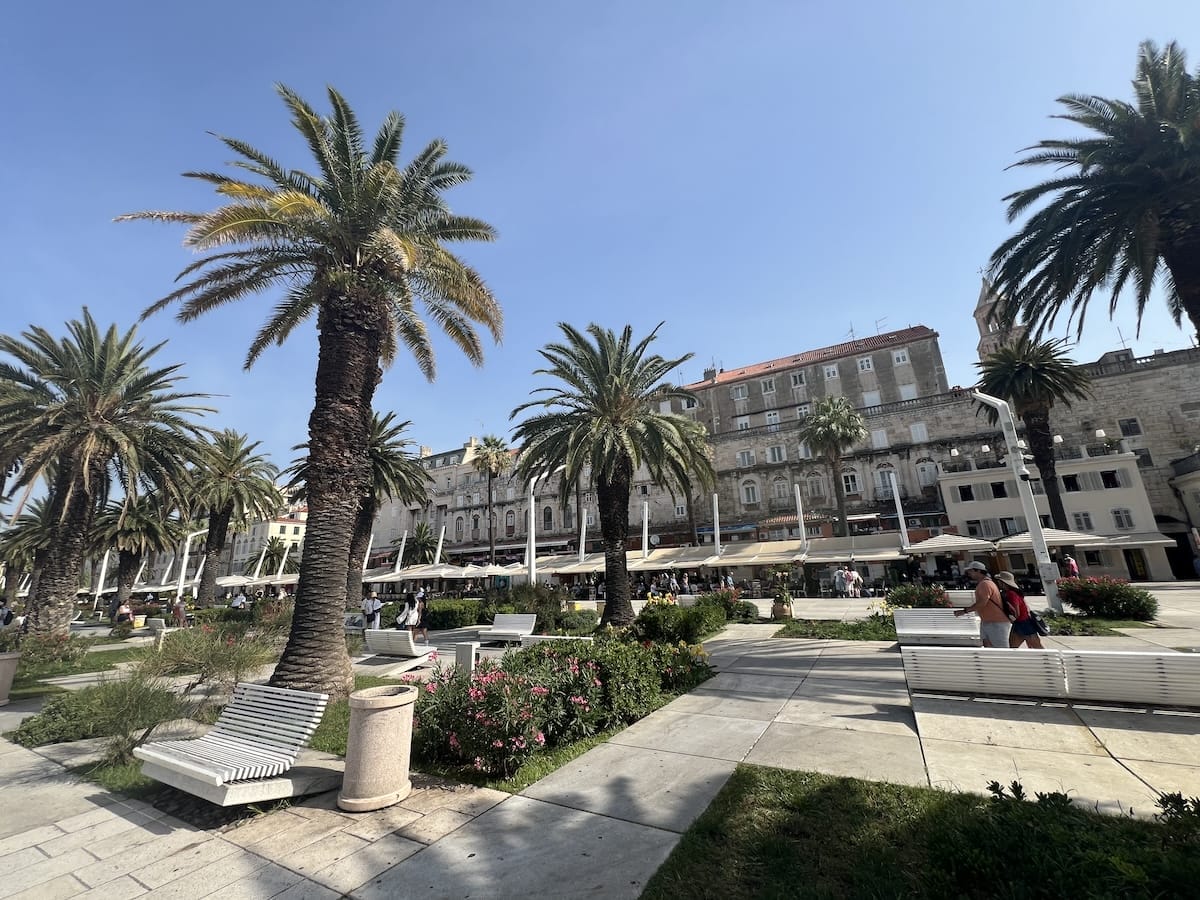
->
[994, 571, 1044, 649]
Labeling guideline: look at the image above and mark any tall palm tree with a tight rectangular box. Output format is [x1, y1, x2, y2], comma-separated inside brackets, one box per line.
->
[976, 336, 1092, 531]
[249, 535, 301, 577]
[799, 397, 867, 538]
[121, 86, 502, 696]
[0, 311, 210, 634]
[0, 497, 54, 607]
[511, 323, 714, 626]
[189, 431, 282, 606]
[471, 435, 512, 563]
[399, 521, 438, 566]
[288, 412, 430, 602]
[989, 40, 1200, 339]
[93, 495, 186, 606]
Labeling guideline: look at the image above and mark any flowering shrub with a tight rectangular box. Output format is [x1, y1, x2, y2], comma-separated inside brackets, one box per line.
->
[650, 641, 712, 693]
[1056, 576, 1158, 621]
[884, 584, 951, 610]
[695, 589, 742, 618]
[631, 603, 726, 644]
[13, 632, 89, 674]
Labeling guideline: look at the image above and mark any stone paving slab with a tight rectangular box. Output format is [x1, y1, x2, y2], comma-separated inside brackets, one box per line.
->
[911, 697, 1107, 756]
[1072, 707, 1200, 763]
[354, 795, 680, 900]
[521, 743, 736, 832]
[608, 710, 770, 761]
[691, 671, 804, 698]
[1119, 759, 1200, 799]
[778, 680, 917, 736]
[666, 691, 789, 721]
[746, 721, 930, 786]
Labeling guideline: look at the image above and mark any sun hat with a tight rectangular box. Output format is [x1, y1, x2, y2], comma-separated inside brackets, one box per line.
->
[994, 571, 1019, 589]
[964, 561, 989, 572]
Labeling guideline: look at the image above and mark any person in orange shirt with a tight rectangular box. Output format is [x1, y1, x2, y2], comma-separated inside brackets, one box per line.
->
[954, 561, 1011, 648]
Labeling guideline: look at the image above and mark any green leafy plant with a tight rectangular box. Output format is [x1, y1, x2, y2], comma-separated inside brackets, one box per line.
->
[138, 623, 278, 697]
[1056, 576, 1158, 620]
[13, 632, 89, 675]
[13, 676, 182, 754]
[630, 603, 726, 645]
[424, 599, 482, 630]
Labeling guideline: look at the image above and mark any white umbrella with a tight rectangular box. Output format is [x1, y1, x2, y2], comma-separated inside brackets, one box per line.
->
[995, 529, 1110, 551]
[905, 534, 997, 555]
[216, 574, 255, 588]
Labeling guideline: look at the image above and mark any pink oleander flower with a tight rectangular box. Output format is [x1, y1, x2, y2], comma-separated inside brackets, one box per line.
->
[530, 686, 550, 696]
[425, 682, 438, 694]
[492, 739, 504, 748]
[449, 733, 460, 750]
[535, 731, 546, 745]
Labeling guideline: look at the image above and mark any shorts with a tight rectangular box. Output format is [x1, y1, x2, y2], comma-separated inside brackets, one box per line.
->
[979, 621, 1012, 648]
[1011, 617, 1039, 637]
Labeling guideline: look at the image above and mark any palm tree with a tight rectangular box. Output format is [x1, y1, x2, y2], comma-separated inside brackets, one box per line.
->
[0, 497, 54, 607]
[121, 86, 502, 697]
[0, 311, 210, 633]
[799, 397, 867, 538]
[471, 435, 512, 563]
[93, 495, 186, 606]
[250, 536, 301, 577]
[976, 336, 1092, 531]
[287, 412, 430, 602]
[511, 323, 714, 627]
[399, 521, 438, 566]
[189, 431, 282, 606]
[989, 40, 1200, 339]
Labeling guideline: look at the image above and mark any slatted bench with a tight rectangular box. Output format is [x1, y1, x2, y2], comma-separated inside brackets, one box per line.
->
[893, 609, 982, 647]
[361, 629, 436, 674]
[146, 617, 181, 650]
[475, 613, 537, 644]
[133, 682, 333, 806]
[901, 646, 1068, 699]
[520, 634, 596, 648]
[1062, 650, 1200, 708]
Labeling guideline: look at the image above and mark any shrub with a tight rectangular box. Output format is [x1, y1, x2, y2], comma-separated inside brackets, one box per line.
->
[424, 599, 482, 630]
[885, 584, 951, 609]
[732, 601, 760, 622]
[694, 589, 742, 619]
[192, 607, 253, 626]
[555, 609, 600, 635]
[630, 603, 726, 644]
[13, 632, 89, 675]
[108, 622, 134, 639]
[379, 601, 407, 629]
[138, 623, 278, 695]
[13, 676, 182, 752]
[1056, 576, 1158, 621]
[478, 600, 520, 624]
[648, 640, 714, 693]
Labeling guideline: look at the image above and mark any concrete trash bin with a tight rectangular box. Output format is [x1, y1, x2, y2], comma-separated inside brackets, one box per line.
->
[337, 684, 419, 812]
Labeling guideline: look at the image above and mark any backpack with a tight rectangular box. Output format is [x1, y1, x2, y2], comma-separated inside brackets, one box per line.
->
[999, 587, 1028, 623]
[1, 607, 12, 627]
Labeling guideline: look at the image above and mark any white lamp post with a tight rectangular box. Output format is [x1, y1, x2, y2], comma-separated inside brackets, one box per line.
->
[972, 390, 1062, 612]
[642, 502, 650, 559]
[712, 492, 722, 556]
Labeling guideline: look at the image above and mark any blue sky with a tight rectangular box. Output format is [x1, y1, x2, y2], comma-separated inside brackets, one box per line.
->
[2, 1, 1198, 468]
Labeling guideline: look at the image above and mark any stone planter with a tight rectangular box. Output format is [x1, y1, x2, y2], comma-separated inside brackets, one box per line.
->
[771, 601, 793, 621]
[595, 601, 606, 620]
[337, 684, 419, 812]
[0, 651, 20, 707]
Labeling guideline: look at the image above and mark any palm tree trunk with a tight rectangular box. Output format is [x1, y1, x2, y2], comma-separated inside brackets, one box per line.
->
[3, 565, 26, 607]
[272, 303, 378, 698]
[1161, 243, 1200, 339]
[487, 472, 496, 564]
[1022, 409, 1068, 530]
[687, 492, 699, 545]
[830, 455, 848, 538]
[597, 455, 634, 626]
[197, 504, 234, 606]
[30, 464, 96, 634]
[345, 495, 375, 604]
[115, 549, 140, 606]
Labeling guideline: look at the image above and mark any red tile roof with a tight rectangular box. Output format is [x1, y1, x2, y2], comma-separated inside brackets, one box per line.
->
[687, 326, 938, 388]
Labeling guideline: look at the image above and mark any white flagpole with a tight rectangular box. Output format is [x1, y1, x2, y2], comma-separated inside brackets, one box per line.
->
[794, 483, 809, 554]
[642, 502, 650, 559]
[393, 530, 408, 574]
[712, 493, 722, 557]
[362, 534, 374, 573]
[888, 470, 911, 550]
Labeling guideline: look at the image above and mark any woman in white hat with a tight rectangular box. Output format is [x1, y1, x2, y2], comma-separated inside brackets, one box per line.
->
[994, 571, 1044, 649]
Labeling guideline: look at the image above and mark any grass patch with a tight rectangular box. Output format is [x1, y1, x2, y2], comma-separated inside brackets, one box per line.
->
[69, 760, 159, 801]
[642, 765, 1199, 899]
[1042, 615, 1152, 636]
[308, 675, 398, 756]
[9, 647, 148, 700]
[774, 616, 897, 641]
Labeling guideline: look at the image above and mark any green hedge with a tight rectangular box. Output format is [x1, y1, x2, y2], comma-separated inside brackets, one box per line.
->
[192, 607, 253, 625]
[631, 603, 727, 644]
[1056, 577, 1158, 621]
[425, 599, 482, 630]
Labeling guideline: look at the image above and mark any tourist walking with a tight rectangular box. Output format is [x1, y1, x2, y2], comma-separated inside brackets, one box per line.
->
[955, 562, 1010, 648]
[994, 571, 1044, 649]
[833, 567, 847, 598]
[361, 590, 382, 630]
[1063, 555, 1079, 578]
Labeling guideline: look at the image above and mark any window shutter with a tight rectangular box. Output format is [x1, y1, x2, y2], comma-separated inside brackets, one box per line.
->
[984, 518, 1002, 538]
[1117, 468, 1132, 488]
[977, 483, 993, 501]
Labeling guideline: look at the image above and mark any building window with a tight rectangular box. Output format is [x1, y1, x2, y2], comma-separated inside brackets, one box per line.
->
[505, 510, 516, 537]
[761, 378, 776, 394]
[767, 445, 786, 463]
[842, 472, 860, 495]
[796, 403, 810, 419]
[857, 357, 873, 372]
[473, 515, 480, 532]
[772, 477, 789, 499]
[917, 462, 938, 487]
[862, 389, 881, 407]
[806, 476, 825, 498]
[737, 449, 756, 467]
[741, 480, 759, 504]
[674, 504, 686, 518]
[543, 507, 553, 531]
[1112, 508, 1135, 530]
[798, 441, 813, 459]
[1062, 474, 1081, 493]
[1072, 512, 1094, 531]
[871, 429, 889, 449]
[1028, 478, 1044, 495]
[791, 371, 806, 388]
[1133, 448, 1153, 468]
[684, 397, 697, 409]
[766, 410, 780, 431]
[736, 416, 750, 431]
[898, 383, 918, 401]
[990, 481, 1008, 499]
[909, 422, 929, 443]
[1084, 550, 1103, 566]
[957, 485, 975, 502]
[893, 348, 910, 365]
[1118, 417, 1142, 437]
[1100, 470, 1122, 489]
[1000, 517, 1019, 536]
[966, 519, 983, 537]
[293, 525, 301, 535]
[455, 517, 464, 541]
[824, 364, 839, 380]
[638, 484, 650, 496]
[730, 384, 748, 400]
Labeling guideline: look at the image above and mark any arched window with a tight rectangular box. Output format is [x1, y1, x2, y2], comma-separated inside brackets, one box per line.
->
[805, 472, 825, 498]
[472, 515, 480, 531]
[543, 506, 554, 531]
[505, 510, 516, 537]
[772, 477, 789, 500]
[455, 517, 464, 541]
[741, 479, 759, 504]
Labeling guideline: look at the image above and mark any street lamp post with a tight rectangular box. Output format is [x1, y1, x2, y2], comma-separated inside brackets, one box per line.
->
[972, 390, 1062, 612]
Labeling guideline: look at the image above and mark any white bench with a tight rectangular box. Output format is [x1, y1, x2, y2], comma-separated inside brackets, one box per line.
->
[519, 634, 595, 648]
[133, 683, 331, 805]
[1062, 650, 1200, 708]
[362, 629, 436, 674]
[146, 617, 180, 650]
[893, 609, 981, 647]
[901, 646, 1068, 699]
[475, 613, 537, 643]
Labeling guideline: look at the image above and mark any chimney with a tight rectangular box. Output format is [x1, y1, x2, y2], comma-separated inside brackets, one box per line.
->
[703, 366, 717, 382]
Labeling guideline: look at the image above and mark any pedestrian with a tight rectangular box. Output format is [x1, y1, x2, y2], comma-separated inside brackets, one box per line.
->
[1064, 555, 1079, 578]
[114, 600, 134, 625]
[0, 598, 13, 628]
[833, 567, 847, 598]
[681, 573, 690, 595]
[231, 589, 248, 609]
[361, 589, 382, 630]
[413, 593, 428, 642]
[994, 571, 1044, 649]
[173, 596, 188, 628]
[669, 574, 679, 594]
[955, 562, 1010, 648]
[848, 568, 863, 598]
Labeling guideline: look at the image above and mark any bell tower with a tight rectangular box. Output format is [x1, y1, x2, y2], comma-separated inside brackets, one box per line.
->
[974, 278, 1027, 360]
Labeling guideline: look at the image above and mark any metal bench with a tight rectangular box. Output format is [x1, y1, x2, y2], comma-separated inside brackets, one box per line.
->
[893, 608, 982, 647]
[1062, 650, 1200, 708]
[901, 646, 1068, 699]
[475, 613, 537, 643]
[133, 682, 332, 805]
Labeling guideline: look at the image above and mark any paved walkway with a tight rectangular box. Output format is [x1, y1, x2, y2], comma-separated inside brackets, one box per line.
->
[3, 587, 1199, 898]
